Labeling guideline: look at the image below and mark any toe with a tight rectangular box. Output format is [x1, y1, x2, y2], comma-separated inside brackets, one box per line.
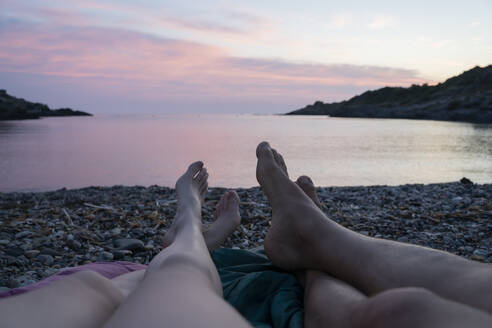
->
[272, 149, 288, 176]
[256, 141, 275, 160]
[226, 190, 240, 207]
[187, 161, 203, 177]
[296, 175, 313, 187]
[196, 167, 208, 182]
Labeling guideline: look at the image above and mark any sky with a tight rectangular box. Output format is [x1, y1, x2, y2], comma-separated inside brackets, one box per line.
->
[0, 0, 491, 114]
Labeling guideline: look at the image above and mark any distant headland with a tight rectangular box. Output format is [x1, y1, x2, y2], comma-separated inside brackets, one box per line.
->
[0, 90, 92, 120]
[287, 65, 492, 123]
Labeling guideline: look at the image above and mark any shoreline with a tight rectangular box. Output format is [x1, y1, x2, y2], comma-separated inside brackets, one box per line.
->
[1, 180, 491, 290]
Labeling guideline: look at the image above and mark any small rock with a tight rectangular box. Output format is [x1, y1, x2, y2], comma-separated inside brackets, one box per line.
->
[20, 279, 36, 287]
[7, 279, 19, 289]
[0, 240, 10, 245]
[6, 247, 25, 257]
[112, 250, 133, 260]
[40, 248, 60, 256]
[397, 236, 409, 243]
[471, 254, 485, 261]
[66, 239, 81, 250]
[25, 250, 40, 258]
[100, 251, 114, 261]
[111, 228, 122, 237]
[114, 238, 145, 251]
[144, 241, 154, 250]
[44, 268, 57, 276]
[460, 177, 473, 185]
[15, 231, 32, 239]
[0, 286, 11, 293]
[473, 249, 488, 258]
[37, 254, 54, 265]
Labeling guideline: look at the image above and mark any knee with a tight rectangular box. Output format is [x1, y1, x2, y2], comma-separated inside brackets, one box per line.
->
[352, 288, 436, 328]
[70, 270, 124, 306]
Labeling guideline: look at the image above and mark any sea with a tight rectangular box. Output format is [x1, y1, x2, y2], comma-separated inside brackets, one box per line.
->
[0, 114, 491, 192]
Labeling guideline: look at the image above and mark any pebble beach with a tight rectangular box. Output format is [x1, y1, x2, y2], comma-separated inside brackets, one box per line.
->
[1, 179, 491, 291]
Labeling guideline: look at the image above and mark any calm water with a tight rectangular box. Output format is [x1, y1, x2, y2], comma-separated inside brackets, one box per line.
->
[0, 114, 491, 192]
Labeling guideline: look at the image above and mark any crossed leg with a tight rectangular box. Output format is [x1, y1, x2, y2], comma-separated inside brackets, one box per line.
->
[103, 161, 251, 328]
[255, 141, 492, 327]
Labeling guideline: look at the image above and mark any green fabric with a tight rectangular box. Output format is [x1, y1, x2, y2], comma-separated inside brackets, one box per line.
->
[211, 247, 304, 328]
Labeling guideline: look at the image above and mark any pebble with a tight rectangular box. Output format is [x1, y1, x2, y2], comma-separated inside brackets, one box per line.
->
[111, 228, 122, 237]
[100, 251, 114, 261]
[37, 254, 54, 265]
[6, 247, 25, 257]
[473, 249, 489, 258]
[112, 250, 133, 260]
[66, 239, 81, 250]
[15, 231, 32, 239]
[25, 250, 40, 258]
[114, 239, 145, 251]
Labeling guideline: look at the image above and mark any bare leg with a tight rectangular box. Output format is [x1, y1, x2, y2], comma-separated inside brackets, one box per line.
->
[104, 162, 251, 328]
[256, 141, 492, 314]
[302, 270, 492, 328]
[112, 189, 242, 297]
[0, 270, 124, 328]
[295, 183, 491, 327]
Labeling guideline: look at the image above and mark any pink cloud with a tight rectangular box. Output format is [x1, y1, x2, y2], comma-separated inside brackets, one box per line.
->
[0, 17, 430, 113]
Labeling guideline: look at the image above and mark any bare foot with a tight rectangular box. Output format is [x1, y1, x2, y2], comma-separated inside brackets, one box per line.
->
[163, 161, 208, 247]
[257, 142, 333, 271]
[203, 191, 241, 250]
[175, 161, 208, 214]
[269, 149, 323, 210]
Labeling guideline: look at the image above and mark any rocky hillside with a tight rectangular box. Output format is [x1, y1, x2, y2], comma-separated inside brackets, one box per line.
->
[288, 65, 492, 123]
[0, 90, 92, 120]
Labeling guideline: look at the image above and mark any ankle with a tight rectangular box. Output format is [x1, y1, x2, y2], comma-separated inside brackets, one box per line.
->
[176, 202, 201, 218]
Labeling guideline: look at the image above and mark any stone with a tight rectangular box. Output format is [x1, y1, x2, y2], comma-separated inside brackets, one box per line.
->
[25, 250, 40, 258]
[40, 248, 61, 256]
[397, 236, 409, 243]
[6, 247, 25, 257]
[37, 254, 54, 265]
[100, 251, 114, 261]
[473, 249, 488, 258]
[0, 239, 10, 245]
[7, 279, 19, 289]
[112, 250, 133, 260]
[66, 239, 81, 250]
[111, 228, 122, 237]
[15, 231, 32, 239]
[114, 238, 145, 251]
[144, 241, 154, 250]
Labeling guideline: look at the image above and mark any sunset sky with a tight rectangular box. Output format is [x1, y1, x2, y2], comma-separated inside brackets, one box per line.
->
[1, 0, 491, 114]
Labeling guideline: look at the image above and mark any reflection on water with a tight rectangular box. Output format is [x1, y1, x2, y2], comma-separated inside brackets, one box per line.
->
[0, 115, 491, 192]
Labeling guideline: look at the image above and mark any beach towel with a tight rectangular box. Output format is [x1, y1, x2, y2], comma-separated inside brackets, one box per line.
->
[0, 247, 304, 328]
